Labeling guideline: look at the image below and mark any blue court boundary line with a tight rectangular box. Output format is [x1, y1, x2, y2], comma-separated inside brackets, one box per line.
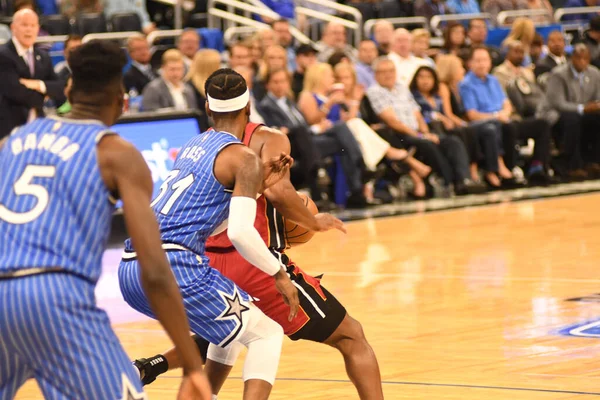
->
[160, 376, 600, 396]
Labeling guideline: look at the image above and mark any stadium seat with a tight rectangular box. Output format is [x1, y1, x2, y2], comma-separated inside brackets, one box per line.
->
[378, 1, 404, 18]
[199, 28, 224, 52]
[0, 15, 12, 25]
[74, 13, 107, 36]
[0, 23, 10, 44]
[187, 13, 208, 28]
[110, 12, 142, 32]
[41, 14, 71, 36]
[348, 3, 377, 22]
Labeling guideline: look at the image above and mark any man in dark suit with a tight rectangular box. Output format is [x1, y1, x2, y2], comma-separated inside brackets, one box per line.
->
[0, 9, 65, 139]
[123, 33, 157, 95]
[535, 31, 569, 78]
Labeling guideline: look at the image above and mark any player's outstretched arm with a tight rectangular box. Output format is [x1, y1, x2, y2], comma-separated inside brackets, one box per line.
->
[214, 144, 299, 321]
[261, 129, 346, 234]
[98, 135, 210, 397]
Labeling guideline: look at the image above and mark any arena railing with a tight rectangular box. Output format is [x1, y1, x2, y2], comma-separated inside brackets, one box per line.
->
[36, 35, 69, 44]
[554, 6, 600, 22]
[295, 0, 362, 45]
[147, 29, 183, 45]
[224, 26, 261, 45]
[363, 17, 428, 38]
[82, 31, 141, 44]
[430, 13, 492, 36]
[497, 9, 553, 26]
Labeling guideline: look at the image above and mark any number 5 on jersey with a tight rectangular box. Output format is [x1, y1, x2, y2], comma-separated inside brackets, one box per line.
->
[0, 165, 56, 224]
[151, 170, 195, 215]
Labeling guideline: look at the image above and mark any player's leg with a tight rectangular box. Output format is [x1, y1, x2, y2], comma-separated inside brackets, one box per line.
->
[0, 328, 31, 400]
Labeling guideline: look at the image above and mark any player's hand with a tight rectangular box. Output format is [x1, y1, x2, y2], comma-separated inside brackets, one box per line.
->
[177, 370, 212, 400]
[314, 213, 346, 233]
[263, 152, 294, 190]
[274, 269, 299, 321]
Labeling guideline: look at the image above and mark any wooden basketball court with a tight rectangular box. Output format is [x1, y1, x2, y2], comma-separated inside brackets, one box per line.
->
[16, 193, 600, 399]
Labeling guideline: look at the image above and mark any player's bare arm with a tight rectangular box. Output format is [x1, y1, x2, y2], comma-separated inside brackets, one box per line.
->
[97, 135, 207, 382]
[260, 129, 346, 234]
[214, 144, 300, 321]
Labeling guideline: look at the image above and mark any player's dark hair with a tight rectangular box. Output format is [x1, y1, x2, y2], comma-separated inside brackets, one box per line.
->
[205, 68, 248, 119]
[68, 40, 126, 106]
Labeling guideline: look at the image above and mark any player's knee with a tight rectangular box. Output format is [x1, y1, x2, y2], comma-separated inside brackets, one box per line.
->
[330, 315, 368, 353]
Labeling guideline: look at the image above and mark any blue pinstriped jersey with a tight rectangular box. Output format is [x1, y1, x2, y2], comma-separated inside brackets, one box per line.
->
[124, 130, 240, 260]
[0, 117, 115, 283]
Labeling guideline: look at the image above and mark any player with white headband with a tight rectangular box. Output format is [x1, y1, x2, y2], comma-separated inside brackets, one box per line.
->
[118, 68, 299, 399]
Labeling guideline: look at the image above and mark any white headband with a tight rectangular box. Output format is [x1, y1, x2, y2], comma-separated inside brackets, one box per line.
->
[207, 89, 250, 112]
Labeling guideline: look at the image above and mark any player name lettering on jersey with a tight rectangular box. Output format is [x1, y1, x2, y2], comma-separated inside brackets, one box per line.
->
[179, 145, 207, 163]
[10, 133, 81, 162]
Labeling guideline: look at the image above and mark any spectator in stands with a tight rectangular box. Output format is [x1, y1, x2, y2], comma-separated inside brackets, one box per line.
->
[235, 66, 265, 125]
[526, 0, 554, 23]
[292, 44, 317, 99]
[327, 50, 350, 68]
[254, 44, 288, 102]
[389, 28, 427, 86]
[244, 35, 262, 70]
[177, 29, 200, 73]
[373, 20, 394, 56]
[60, 0, 102, 18]
[272, 19, 296, 71]
[460, 46, 551, 185]
[414, 0, 450, 21]
[493, 40, 536, 89]
[446, 0, 481, 14]
[258, 28, 276, 50]
[543, 44, 600, 179]
[261, 0, 295, 22]
[535, 31, 568, 77]
[123, 33, 156, 95]
[186, 49, 221, 131]
[437, 54, 505, 187]
[0, 9, 65, 139]
[482, 0, 528, 25]
[530, 33, 544, 65]
[104, 0, 156, 34]
[355, 40, 378, 89]
[411, 29, 435, 68]
[317, 22, 358, 63]
[228, 42, 252, 70]
[141, 49, 197, 112]
[442, 22, 468, 57]
[54, 34, 82, 82]
[467, 19, 504, 67]
[573, 16, 600, 69]
[501, 18, 536, 66]
[562, 0, 600, 22]
[367, 57, 477, 194]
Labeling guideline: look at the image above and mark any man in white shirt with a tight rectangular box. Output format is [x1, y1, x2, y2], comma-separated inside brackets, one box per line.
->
[387, 28, 427, 86]
[141, 49, 197, 112]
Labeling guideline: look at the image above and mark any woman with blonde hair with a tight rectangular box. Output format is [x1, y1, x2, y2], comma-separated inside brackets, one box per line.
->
[502, 17, 536, 65]
[253, 44, 288, 102]
[185, 49, 221, 131]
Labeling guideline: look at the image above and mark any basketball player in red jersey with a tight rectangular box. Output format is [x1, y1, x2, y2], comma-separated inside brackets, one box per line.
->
[135, 122, 384, 400]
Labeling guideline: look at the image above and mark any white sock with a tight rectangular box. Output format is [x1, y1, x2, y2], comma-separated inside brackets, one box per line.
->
[212, 395, 218, 400]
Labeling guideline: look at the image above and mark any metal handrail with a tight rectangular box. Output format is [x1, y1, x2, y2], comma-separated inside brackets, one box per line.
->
[147, 29, 183, 45]
[299, 0, 362, 24]
[209, 8, 271, 32]
[364, 17, 428, 38]
[36, 35, 68, 44]
[497, 9, 552, 25]
[295, 6, 361, 44]
[207, 0, 277, 29]
[82, 31, 141, 43]
[430, 13, 492, 33]
[555, 6, 600, 21]
[224, 26, 259, 45]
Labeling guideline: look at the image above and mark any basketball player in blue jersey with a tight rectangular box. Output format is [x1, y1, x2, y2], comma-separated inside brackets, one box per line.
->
[0, 41, 211, 400]
[118, 68, 299, 400]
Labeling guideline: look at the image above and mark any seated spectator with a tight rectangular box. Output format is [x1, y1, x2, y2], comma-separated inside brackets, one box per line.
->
[373, 20, 394, 56]
[327, 50, 350, 68]
[141, 49, 197, 112]
[482, 0, 528, 25]
[562, 0, 600, 22]
[235, 66, 265, 125]
[389, 28, 427, 86]
[526, 0, 554, 24]
[442, 22, 468, 57]
[467, 18, 504, 67]
[493, 40, 536, 90]
[501, 18, 536, 66]
[258, 28, 276, 50]
[414, 0, 449, 21]
[530, 33, 544, 65]
[317, 22, 358, 63]
[292, 44, 317, 99]
[437, 54, 505, 186]
[411, 29, 435, 68]
[60, 0, 102, 18]
[460, 46, 552, 185]
[177, 29, 201, 73]
[228, 42, 252, 70]
[103, 0, 156, 34]
[536, 31, 568, 78]
[367, 57, 479, 195]
[186, 49, 221, 131]
[446, 0, 481, 14]
[573, 16, 600, 69]
[54, 34, 82, 82]
[355, 40, 378, 89]
[272, 19, 296, 71]
[244, 35, 263, 75]
[123, 33, 157, 95]
[543, 44, 600, 179]
[254, 44, 288, 102]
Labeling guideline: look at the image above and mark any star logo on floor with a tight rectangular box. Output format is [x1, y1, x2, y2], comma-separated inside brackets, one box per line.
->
[217, 287, 250, 322]
[121, 373, 147, 400]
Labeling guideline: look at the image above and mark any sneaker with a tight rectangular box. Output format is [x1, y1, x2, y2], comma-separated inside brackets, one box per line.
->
[133, 358, 161, 386]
